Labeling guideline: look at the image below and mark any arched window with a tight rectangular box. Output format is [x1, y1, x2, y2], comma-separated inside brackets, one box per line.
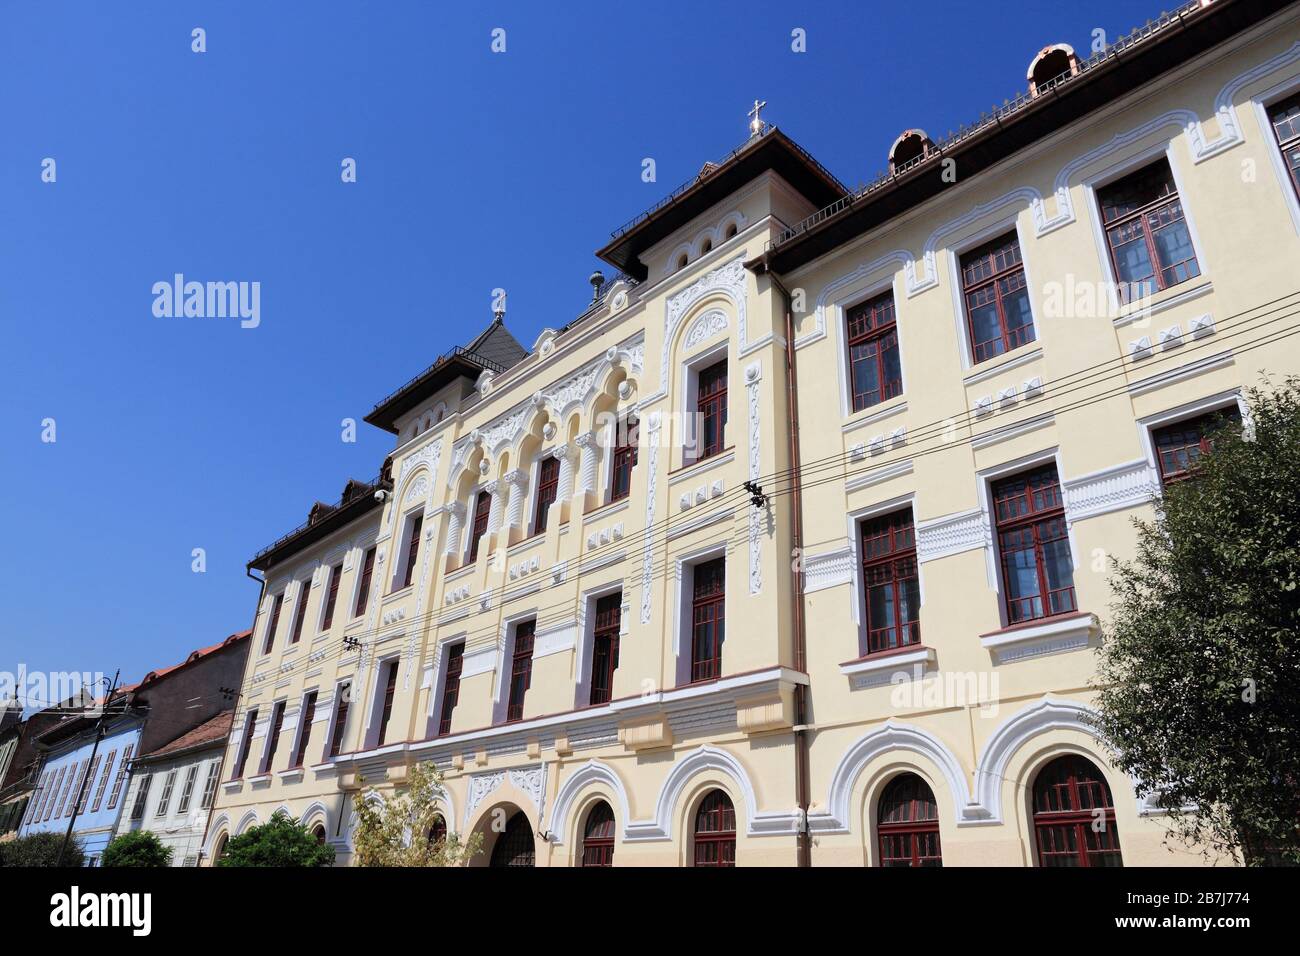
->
[692, 789, 736, 867]
[1027, 44, 1079, 97]
[888, 129, 934, 175]
[580, 800, 616, 867]
[876, 773, 941, 867]
[311, 823, 327, 845]
[676, 253, 689, 271]
[1032, 755, 1122, 867]
[700, 238, 713, 255]
[428, 813, 447, 845]
[213, 833, 229, 864]
[724, 223, 738, 240]
[489, 810, 536, 868]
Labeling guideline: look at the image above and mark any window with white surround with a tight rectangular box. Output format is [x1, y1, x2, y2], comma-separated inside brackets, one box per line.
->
[365, 659, 400, 748]
[393, 510, 424, 591]
[155, 769, 177, 818]
[679, 343, 729, 466]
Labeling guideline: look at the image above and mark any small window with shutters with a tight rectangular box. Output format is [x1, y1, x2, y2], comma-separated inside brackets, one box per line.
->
[107, 744, 134, 808]
[176, 765, 199, 815]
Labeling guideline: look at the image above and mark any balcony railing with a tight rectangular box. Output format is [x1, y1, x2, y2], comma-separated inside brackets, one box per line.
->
[368, 345, 508, 416]
[249, 473, 389, 566]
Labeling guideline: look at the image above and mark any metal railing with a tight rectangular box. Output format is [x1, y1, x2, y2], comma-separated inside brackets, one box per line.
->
[250, 473, 388, 565]
[767, 0, 1207, 253]
[368, 345, 508, 415]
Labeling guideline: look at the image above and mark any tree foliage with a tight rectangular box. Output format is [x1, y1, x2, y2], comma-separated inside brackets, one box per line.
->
[0, 832, 85, 867]
[352, 762, 481, 867]
[102, 829, 174, 867]
[217, 810, 335, 867]
[1094, 379, 1300, 864]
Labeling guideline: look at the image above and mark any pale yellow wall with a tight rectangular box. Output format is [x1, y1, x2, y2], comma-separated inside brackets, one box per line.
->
[208, 8, 1300, 867]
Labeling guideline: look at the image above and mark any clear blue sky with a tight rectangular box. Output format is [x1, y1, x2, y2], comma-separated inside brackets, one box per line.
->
[0, 0, 1161, 704]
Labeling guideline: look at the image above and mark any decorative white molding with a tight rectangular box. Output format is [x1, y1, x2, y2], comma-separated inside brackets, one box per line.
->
[644, 257, 748, 405]
[907, 188, 1042, 295]
[845, 458, 913, 493]
[745, 360, 763, 594]
[805, 250, 910, 349]
[683, 308, 729, 350]
[546, 760, 632, 846]
[1200, 41, 1300, 161]
[803, 546, 853, 594]
[916, 508, 989, 563]
[1062, 459, 1160, 522]
[639, 413, 663, 624]
[463, 771, 505, 828]
[840, 646, 936, 690]
[980, 612, 1100, 664]
[1127, 349, 1235, 397]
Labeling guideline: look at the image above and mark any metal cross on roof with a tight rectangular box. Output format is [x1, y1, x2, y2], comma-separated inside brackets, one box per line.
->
[748, 99, 767, 137]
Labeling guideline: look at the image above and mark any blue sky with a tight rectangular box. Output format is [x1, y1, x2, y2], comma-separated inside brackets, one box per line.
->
[0, 0, 1162, 704]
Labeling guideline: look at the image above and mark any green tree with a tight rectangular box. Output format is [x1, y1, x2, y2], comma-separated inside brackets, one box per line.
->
[0, 832, 85, 867]
[217, 810, 335, 867]
[1094, 379, 1300, 865]
[352, 762, 481, 866]
[101, 830, 174, 867]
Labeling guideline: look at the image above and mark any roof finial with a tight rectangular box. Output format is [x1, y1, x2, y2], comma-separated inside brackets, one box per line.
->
[748, 99, 767, 138]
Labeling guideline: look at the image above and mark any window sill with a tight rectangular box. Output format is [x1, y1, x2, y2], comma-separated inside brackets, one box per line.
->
[669, 449, 735, 483]
[979, 611, 1099, 663]
[1112, 278, 1212, 328]
[220, 780, 244, 793]
[962, 345, 1043, 386]
[385, 584, 414, 601]
[277, 767, 305, 783]
[246, 774, 272, 787]
[839, 645, 935, 689]
[583, 498, 631, 524]
[842, 397, 908, 434]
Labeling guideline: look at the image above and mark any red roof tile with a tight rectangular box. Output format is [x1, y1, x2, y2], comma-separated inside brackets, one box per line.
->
[140, 710, 235, 761]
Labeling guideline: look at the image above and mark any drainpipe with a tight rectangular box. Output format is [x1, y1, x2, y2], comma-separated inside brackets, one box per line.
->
[770, 270, 812, 868]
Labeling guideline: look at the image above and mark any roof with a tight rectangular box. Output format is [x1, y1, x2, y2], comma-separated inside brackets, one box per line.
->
[133, 631, 251, 690]
[750, 0, 1285, 277]
[248, 474, 390, 571]
[595, 126, 847, 281]
[138, 710, 234, 762]
[363, 318, 528, 434]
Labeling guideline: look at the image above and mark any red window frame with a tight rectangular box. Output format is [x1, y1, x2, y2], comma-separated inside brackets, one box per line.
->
[292, 690, 318, 768]
[468, 490, 492, 563]
[321, 563, 342, 629]
[690, 557, 726, 683]
[589, 592, 622, 705]
[1152, 407, 1240, 486]
[847, 291, 903, 412]
[1097, 159, 1200, 301]
[401, 515, 423, 590]
[960, 232, 1035, 364]
[1269, 92, 1300, 200]
[610, 417, 639, 502]
[263, 594, 283, 655]
[1032, 755, 1123, 867]
[877, 773, 942, 867]
[692, 789, 736, 867]
[261, 701, 286, 774]
[289, 584, 309, 645]
[532, 456, 560, 536]
[437, 643, 464, 737]
[695, 359, 728, 460]
[376, 662, 399, 746]
[581, 800, 616, 867]
[107, 744, 133, 808]
[328, 682, 350, 758]
[231, 712, 256, 780]
[506, 620, 536, 723]
[992, 465, 1077, 624]
[354, 546, 376, 617]
[860, 509, 920, 655]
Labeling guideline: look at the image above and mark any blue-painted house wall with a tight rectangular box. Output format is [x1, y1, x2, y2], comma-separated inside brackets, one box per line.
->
[18, 718, 143, 862]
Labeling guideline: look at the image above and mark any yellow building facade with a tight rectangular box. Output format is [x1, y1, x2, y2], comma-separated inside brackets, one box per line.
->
[207, 0, 1300, 867]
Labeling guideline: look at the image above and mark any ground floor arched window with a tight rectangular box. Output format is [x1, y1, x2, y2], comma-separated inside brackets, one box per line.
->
[1032, 755, 1122, 867]
[489, 811, 536, 868]
[428, 813, 447, 846]
[580, 800, 616, 867]
[876, 773, 942, 867]
[213, 833, 228, 864]
[311, 823, 327, 845]
[692, 789, 736, 867]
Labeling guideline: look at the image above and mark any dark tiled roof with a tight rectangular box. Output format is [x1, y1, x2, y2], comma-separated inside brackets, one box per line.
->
[139, 710, 234, 762]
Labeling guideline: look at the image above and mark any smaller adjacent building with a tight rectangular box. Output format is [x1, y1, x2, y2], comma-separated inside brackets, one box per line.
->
[0, 693, 94, 837]
[113, 711, 231, 866]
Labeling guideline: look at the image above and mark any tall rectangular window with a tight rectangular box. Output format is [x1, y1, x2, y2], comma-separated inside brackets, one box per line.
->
[199, 761, 219, 810]
[401, 515, 423, 589]
[532, 456, 560, 536]
[322, 563, 342, 629]
[468, 490, 492, 562]
[62, 760, 86, 818]
[860, 510, 921, 655]
[1270, 93, 1300, 201]
[960, 232, 1035, 364]
[292, 690, 318, 768]
[354, 547, 377, 617]
[610, 416, 639, 502]
[289, 583, 310, 645]
[231, 711, 257, 780]
[130, 774, 152, 822]
[261, 702, 286, 774]
[155, 769, 177, 818]
[42, 767, 65, 821]
[437, 644, 464, 737]
[589, 593, 622, 706]
[176, 765, 198, 815]
[1152, 407, 1241, 486]
[328, 682, 350, 758]
[696, 360, 728, 460]
[376, 662, 400, 746]
[993, 465, 1077, 624]
[91, 750, 116, 812]
[23, 773, 49, 825]
[107, 744, 133, 809]
[263, 594, 283, 655]
[1098, 158, 1200, 302]
[77, 755, 101, 814]
[847, 291, 903, 412]
[506, 620, 536, 723]
[691, 557, 726, 682]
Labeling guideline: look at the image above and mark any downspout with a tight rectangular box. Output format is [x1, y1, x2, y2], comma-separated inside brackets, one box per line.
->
[197, 566, 264, 865]
[770, 269, 812, 868]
